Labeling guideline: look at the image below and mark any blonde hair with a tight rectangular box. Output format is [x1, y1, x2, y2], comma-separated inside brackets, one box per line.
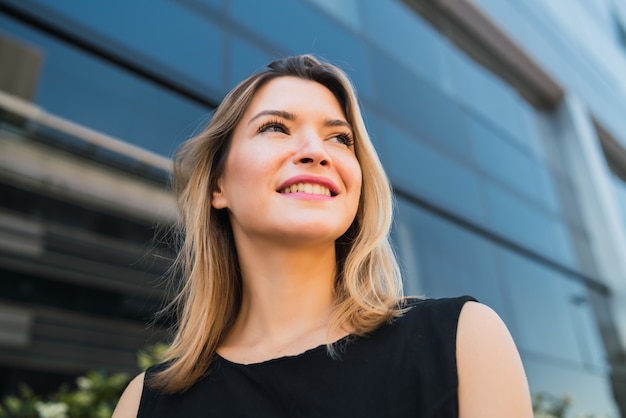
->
[150, 55, 404, 393]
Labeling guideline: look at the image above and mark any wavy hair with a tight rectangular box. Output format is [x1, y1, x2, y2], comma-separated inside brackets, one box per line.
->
[149, 55, 404, 393]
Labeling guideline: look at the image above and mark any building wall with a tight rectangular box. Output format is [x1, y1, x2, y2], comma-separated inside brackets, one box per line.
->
[0, 0, 625, 416]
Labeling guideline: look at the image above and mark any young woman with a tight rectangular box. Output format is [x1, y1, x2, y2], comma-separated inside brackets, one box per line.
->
[113, 55, 533, 417]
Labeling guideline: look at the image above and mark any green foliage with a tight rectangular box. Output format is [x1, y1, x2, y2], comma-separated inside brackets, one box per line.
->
[0, 344, 167, 418]
[0, 371, 130, 418]
[532, 392, 612, 418]
[0, 385, 39, 418]
[533, 392, 572, 418]
[136, 342, 169, 372]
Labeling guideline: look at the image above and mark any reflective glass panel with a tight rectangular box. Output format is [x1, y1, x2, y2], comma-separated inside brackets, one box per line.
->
[228, 35, 275, 90]
[229, 0, 373, 99]
[566, 283, 610, 370]
[485, 182, 577, 268]
[611, 172, 626, 233]
[1, 16, 211, 157]
[447, 49, 526, 145]
[498, 248, 583, 364]
[394, 199, 508, 319]
[359, 105, 386, 159]
[362, 1, 451, 89]
[523, 357, 619, 417]
[381, 120, 485, 224]
[25, 0, 225, 93]
[306, 0, 362, 32]
[466, 113, 542, 204]
[370, 49, 471, 161]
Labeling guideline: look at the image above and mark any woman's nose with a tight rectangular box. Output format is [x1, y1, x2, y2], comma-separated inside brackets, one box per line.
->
[294, 129, 331, 166]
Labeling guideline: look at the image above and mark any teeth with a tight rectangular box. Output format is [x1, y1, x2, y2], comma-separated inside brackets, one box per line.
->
[280, 183, 332, 196]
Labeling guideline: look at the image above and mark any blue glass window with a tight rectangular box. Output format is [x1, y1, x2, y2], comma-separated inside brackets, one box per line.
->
[306, 0, 362, 32]
[523, 357, 618, 416]
[485, 181, 577, 268]
[611, 172, 626, 233]
[516, 102, 547, 160]
[1, 15, 210, 157]
[370, 49, 471, 161]
[568, 285, 609, 370]
[393, 199, 508, 319]
[381, 120, 485, 224]
[362, 1, 451, 89]
[498, 248, 583, 363]
[466, 113, 555, 209]
[180, 0, 224, 11]
[533, 165, 561, 214]
[228, 35, 276, 90]
[229, 0, 373, 100]
[22, 0, 225, 95]
[447, 49, 526, 144]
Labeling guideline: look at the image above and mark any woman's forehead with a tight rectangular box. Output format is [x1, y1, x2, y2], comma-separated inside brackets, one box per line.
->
[244, 76, 346, 121]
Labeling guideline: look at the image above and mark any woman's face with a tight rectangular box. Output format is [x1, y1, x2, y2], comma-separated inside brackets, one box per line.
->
[212, 76, 362, 248]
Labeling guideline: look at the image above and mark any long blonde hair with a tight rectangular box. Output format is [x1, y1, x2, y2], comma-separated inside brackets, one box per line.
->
[150, 55, 404, 393]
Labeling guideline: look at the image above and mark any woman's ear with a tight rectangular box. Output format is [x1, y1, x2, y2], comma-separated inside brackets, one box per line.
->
[211, 180, 228, 209]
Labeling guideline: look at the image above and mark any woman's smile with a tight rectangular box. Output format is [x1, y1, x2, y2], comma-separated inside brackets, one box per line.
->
[277, 174, 339, 199]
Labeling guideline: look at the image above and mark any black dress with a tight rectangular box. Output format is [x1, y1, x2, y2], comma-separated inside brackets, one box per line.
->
[138, 296, 476, 418]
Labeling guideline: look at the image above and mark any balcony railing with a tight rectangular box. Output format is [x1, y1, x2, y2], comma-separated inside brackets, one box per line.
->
[0, 89, 172, 173]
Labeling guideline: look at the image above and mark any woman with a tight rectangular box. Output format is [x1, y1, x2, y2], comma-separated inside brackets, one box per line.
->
[113, 55, 532, 417]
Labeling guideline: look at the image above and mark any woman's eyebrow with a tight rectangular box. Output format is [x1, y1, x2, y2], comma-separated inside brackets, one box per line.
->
[248, 110, 352, 131]
[248, 110, 296, 125]
[324, 118, 353, 132]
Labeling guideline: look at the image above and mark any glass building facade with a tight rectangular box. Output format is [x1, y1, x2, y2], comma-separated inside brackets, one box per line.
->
[1, 0, 626, 416]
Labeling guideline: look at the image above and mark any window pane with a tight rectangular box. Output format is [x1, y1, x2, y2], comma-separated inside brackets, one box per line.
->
[1, 15, 210, 157]
[466, 113, 543, 204]
[362, 1, 451, 89]
[24, 0, 225, 94]
[370, 49, 471, 160]
[181, 0, 223, 10]
[517, 102, 548, 160]
[523, 357, 619, 417]
[394, 199, 507, 318]
[610, 172, 626, 233]
[499, 248, 583, 364]
[447, 49, 527, 146]
[359, 104, 386, 159]
[567, 284, 610, 370]
[229, 0, 373, 100]
[306, 0, 362, 32]
[485, 182, 577, 268]
[228, 35, 275, 90]
[534, 165, 561, 214]
[381, 120, 485, 224]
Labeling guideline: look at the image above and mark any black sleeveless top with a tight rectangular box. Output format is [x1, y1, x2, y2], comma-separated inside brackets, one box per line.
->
[138, 296, 476, 418]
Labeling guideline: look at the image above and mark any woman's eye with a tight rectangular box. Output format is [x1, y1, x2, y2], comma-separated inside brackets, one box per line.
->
[258, 121, 289, 134]
[331, 133, 354, 147]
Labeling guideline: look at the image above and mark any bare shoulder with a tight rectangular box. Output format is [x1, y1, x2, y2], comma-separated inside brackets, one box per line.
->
[456, 302, 533, 418]
[112, 372, 145, 418]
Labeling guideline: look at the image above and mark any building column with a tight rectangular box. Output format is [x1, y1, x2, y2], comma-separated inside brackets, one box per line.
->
[552, 93, 626, 414]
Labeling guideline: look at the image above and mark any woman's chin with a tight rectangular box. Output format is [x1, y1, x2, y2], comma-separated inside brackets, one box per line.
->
[267, 224, 348, 247]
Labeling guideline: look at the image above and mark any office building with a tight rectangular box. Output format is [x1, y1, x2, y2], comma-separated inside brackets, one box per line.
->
[1, 0, 625, 415]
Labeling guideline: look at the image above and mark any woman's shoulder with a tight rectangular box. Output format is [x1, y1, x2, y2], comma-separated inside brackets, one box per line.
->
[111, 372, 145, 418]
[456, 301, 533, 416]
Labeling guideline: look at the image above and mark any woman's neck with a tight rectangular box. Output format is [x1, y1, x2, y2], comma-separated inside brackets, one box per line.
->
[218, 239, 343, 363]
